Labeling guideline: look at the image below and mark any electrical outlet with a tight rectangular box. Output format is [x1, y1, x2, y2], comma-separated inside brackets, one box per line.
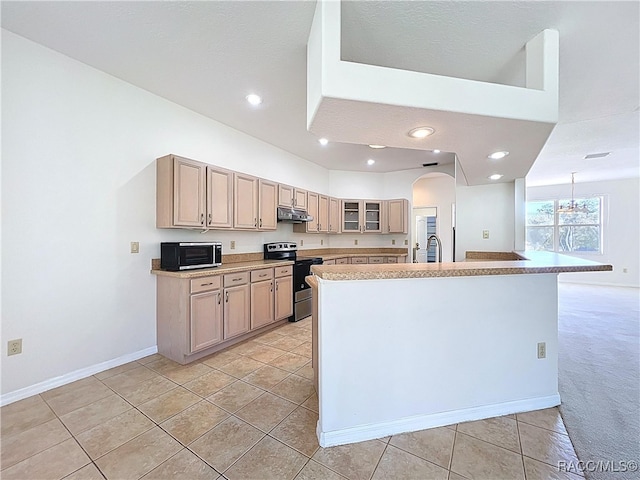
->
[482, 230, 490, 239]
[320, 239, 324, 245]
[537, 342, 546, 359]
[300, 239, 304, 247]
[354, 239, 358, 245]
[130, 242, 139, 254]
[623, 268, 628, 273]
[230, 240, 236, 250]
[404, 239, 408, 245]
[8, 339, 22, 356]
[392, 239, 396, 245]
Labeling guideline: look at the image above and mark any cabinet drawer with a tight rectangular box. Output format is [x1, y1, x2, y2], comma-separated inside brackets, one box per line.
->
[190, 276, 221, 294]
[251, 268, 274, 282]
[274, 265, 293, 278]
[351, 257, 367, 264]
[368, 256, 385, 264]
[224, 271, 250, 287]
[335, 257, 349, 265]
[386, 257, 398, 264]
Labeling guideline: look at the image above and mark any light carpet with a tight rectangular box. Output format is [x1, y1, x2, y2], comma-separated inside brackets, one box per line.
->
[558, 282, 640, 480]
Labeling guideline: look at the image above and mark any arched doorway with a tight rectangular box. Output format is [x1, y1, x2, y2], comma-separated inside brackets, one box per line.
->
[412, 172, 456, 262]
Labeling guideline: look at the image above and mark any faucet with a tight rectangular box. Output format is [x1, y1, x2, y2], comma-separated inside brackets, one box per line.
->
[427, 234, 442, 263]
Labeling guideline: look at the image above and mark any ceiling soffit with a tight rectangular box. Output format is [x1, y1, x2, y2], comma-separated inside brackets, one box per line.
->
[307, 0, 559, 186]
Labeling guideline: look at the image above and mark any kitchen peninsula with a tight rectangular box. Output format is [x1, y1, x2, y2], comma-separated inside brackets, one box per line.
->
[307, 251, 612, 447]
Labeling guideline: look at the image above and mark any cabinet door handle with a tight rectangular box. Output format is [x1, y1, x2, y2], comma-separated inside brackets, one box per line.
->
[200, 213, 204, 225]
[218, 293, 221, 305]
[259, 219, 262, 228]
[200, 282, 214, 286]
[270, 282, 273, 292]
[259, 273, 268, 277]
[208, 213, 212, 225]
[275, 281, 278, 291]
[225, 291, 229, 303]
[388, 225, 391, 232]
[254, 218, 257, 227]
[232, 277, 243, 282]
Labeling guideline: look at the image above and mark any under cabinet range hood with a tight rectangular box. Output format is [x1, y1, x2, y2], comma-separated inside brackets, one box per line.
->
[277, 206, 313, 223]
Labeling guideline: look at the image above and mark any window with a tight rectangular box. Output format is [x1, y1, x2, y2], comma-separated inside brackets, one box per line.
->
[526, 197, 603, 253]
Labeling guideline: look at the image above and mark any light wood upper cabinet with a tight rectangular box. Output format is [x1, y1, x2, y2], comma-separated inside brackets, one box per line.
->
[318, 195, 329, 233]
[278, 184, 294, 207]
[207, 166, 233, 228]
[233, 173, 258, 229]
[342, 200, 383, 233]
[294, 191, 319, 233]
[190, 290, 223, 352]
[328, 197, 341, 233]
[294, 189, 307, 209]
[258, 179, 278, 230]
[157, 155, 206, 228]
[387, 199, 409, 234]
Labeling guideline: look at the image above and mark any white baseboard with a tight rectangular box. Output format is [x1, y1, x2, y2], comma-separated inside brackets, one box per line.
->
[317, 394, 561, 448]
[0, 346, 158, 407]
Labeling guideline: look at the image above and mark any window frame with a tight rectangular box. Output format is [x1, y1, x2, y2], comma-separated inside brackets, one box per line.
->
[525, 196, 605, 255]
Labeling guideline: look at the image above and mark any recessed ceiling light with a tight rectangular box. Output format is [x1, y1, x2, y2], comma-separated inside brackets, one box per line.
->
[408, 127, 435, 139]
[368, 144, 386, 149]
[488, 151, 509, 160]
[245, 94, 262, 105]
[488, 174, 503, 180]
[367, 159, 376, 166]
[433, 149, 441, 154]
[318, 138, 328, 146]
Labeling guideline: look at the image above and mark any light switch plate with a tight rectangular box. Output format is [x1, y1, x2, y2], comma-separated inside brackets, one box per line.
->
[230, 241, 236, 250]
[130, 242, 139, 253]
[482, 230, 490, 239]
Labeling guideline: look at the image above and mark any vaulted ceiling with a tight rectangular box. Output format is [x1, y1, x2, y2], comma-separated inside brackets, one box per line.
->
[2, 1, 638, 186]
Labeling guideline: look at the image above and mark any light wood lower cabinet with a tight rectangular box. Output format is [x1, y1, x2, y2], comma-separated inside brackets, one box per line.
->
[223, 273, 250, 339]
[190, 290, 223, 352]
[250, 268, 274, 330]
[157, 265, 293, 364]
[274, 275, 293, 321]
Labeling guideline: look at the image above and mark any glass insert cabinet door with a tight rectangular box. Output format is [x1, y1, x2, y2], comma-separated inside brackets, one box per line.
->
[365, 202, 381, 231]
[343, 201, 361, 231]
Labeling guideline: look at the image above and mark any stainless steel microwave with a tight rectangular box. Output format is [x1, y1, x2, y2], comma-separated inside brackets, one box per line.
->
[160, 242, 222, 271]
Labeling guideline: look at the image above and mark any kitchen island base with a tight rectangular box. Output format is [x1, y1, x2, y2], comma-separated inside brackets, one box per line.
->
[310, 273, 561, 447]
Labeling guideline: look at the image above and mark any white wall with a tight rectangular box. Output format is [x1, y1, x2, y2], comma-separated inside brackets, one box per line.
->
[1, 30, 334, 398]
[527, 178, 640, 287]
[455, 182, 516, 260]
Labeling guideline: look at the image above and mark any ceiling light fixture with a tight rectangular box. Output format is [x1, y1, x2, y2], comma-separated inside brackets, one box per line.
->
[432, 149, 441, 154]
[367, 159, 375, 166]
[408, 126, 435, 139]
[488, 151, 509, 160]
[245, 94, 262, 105]
[488, 174, 503, 180]
[318, 138, 329, 146]
[557, 172, 588, 214]
[368, 144, 386, 149]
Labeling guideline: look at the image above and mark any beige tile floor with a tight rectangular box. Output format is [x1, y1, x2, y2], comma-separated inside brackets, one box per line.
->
[1, 316, 585, 480]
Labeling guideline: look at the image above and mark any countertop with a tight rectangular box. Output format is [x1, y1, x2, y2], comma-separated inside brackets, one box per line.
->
[151, 259, 294, 279]
[309, 251, 612, 280]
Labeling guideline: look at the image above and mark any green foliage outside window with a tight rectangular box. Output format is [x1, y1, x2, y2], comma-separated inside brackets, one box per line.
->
[526, 198, 602, 253]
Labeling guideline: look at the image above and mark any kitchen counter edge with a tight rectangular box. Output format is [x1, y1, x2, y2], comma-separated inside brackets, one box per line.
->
[310, 251, 612, 280]
[151, 259, 294, 278]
